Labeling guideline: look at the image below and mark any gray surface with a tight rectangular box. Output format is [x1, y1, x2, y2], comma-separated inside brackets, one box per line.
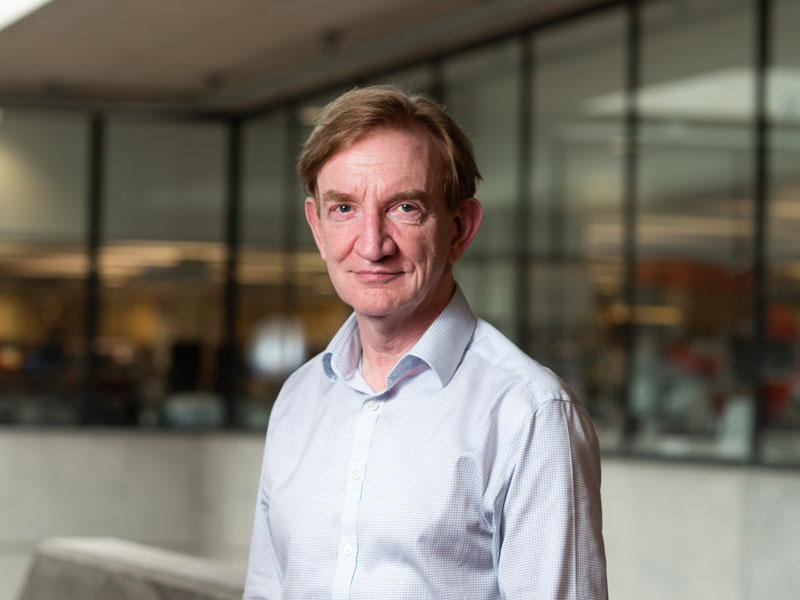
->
[17, 538, 243, 600]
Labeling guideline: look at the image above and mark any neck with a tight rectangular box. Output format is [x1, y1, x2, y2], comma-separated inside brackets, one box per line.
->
[356, 279, 454, 392]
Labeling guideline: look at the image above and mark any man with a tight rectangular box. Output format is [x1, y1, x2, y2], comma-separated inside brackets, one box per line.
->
[244, 87, 607, 599]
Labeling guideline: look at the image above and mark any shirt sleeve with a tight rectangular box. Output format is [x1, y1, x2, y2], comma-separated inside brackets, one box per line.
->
[243, 425, 282, 600]
[496, 398, 608, 599]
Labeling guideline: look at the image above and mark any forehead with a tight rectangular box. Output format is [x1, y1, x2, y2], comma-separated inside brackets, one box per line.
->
[317, 127, 440, 192]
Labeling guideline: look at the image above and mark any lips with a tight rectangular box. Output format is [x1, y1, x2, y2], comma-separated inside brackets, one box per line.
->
[353, 270, 401, 282]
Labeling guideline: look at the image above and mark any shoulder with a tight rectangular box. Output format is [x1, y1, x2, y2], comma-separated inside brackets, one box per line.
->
[462, 319, 577, 414]
[268, 350, 329, 423]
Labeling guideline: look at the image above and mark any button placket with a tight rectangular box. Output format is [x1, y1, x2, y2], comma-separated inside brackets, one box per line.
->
[331, 395, 382, 600]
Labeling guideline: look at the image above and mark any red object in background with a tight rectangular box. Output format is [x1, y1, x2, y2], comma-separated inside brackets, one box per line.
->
[767, 304, 797, 341]
[762, 379, 792, 417]
[665, 342, 721, 376]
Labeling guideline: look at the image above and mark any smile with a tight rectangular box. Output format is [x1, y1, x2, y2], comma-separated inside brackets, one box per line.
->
[353, 271, 401, 282]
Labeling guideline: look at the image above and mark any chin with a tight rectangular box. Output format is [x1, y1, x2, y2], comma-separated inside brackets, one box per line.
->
[339, 290, 412, 319]
[348, 298, 407, 318]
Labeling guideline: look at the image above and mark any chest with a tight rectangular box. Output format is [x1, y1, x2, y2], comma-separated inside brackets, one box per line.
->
[267, 380, 498, 570]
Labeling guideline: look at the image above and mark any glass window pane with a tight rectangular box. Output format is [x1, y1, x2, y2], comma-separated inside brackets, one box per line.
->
[454, 260, 517, 340]
[631, 0, 754, 459]
[238, 109, 348, 429]
[531, 12, 627, 449]
[0, 109, 88, 424]
[99, 119, 226, 427]
[366, 64, 433, 95]
[238, 110, 290, 428]
[443, 40, 521, 341]
[444, 40, 521, 258]
[105, 121, 226, 242]
[763, 0, 800, 464]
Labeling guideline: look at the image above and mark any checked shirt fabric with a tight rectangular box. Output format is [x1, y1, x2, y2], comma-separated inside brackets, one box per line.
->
[244, 286, 608, 599]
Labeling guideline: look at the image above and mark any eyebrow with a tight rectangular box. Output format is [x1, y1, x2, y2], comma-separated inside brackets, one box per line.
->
[321, 190, 352, 205]
[320, 189, 431, 204]
[388, 189, 431, 203]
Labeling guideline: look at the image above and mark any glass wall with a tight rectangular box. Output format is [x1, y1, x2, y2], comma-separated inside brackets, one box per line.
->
[0, 109, 88, 424]
[1, 0, 798, 466]
[530, 12, 627, 449]
[100, 119, 226, 426]
[445, 39, 522, 340]
[237, 110, 292, 429]
[237, 108, 348, 429]
[631, 0, 754, 458]
[764, 0, 800, 463]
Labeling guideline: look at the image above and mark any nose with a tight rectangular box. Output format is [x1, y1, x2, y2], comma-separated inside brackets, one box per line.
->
[354, 209, 396, 261]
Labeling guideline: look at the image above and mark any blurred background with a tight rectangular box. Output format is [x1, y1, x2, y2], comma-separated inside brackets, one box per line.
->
[0, 0, 798, 598]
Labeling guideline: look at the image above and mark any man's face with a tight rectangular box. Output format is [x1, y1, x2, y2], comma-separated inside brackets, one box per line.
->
[305, 127, 478, 325]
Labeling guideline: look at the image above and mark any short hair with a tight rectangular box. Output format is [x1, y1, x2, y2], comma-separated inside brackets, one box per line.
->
[298, 86, 481, 212]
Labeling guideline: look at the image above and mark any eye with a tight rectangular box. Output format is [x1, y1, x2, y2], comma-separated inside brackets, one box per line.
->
[398, 203, 415, 213]
[335, 204, 352, 213]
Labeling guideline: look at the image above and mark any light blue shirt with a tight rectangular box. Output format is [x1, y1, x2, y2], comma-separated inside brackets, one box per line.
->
[244, 287, 607, 599]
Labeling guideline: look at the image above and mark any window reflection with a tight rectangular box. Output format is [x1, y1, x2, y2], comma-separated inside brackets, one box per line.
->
[100, 120, 226, 427]
[445, 40, 522, 344]
[630, 0, 754, 458]
[0, 110, 88, 424]
[763, 0, 800, 463]
[531, 13, 627, 449]
[365, 65, 433, 95]
[0, 0, 797, 467]
[445, 40, 521, 257]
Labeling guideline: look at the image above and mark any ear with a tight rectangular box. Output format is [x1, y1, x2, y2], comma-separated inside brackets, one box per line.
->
[448, 197, 483, 264]
[304, 197, 327, 261]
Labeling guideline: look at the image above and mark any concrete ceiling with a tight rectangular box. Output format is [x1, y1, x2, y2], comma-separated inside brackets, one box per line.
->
[0, 0, 598, 112]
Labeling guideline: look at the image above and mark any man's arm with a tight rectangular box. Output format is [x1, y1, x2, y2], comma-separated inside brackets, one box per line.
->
[243, 434, 282, 599]
[496, 397, 607, 599]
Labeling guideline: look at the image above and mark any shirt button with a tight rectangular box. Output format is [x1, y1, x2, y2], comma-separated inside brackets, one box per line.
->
[351, 470, 362, 481]
[366, 400, 378, 411]
[341, 544, 354, 557]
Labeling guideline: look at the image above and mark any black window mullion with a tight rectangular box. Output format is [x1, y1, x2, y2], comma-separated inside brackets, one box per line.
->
[621, 0, 641, 450]
[83, 114, 104, 424]
[751, 0, 772, 463]
[221, 117, 242, 428]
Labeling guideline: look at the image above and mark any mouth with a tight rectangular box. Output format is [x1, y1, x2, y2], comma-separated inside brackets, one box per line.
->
[353, 270, 401, 282]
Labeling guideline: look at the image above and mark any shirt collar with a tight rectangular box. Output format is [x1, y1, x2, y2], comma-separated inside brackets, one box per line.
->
[323, 312, 361, 382]
[322, 285, 477, 388]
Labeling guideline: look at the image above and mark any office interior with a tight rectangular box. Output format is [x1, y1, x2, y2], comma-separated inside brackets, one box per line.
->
[1, 0, 799, 598]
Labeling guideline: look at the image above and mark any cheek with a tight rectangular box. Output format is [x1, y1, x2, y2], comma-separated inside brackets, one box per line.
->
[321, 229, 353, 261]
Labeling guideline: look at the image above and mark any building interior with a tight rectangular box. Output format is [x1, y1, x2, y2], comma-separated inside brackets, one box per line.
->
[1, 0, 799, 598]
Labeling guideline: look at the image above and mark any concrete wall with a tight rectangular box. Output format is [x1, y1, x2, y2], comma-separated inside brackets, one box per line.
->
[0, 430, 257, 600]
[2, 430, 799, 600]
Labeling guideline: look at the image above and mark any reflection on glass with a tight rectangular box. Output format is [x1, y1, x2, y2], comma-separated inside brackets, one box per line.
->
[0, 110, 88, 424]
[444, 40, 521, 257]
[100, 120, 226, 426]
[454, 260, 517, 341]
[763, 0, 800, 463]
[239, 110, 290, 427]
[531, 13, 626, 449]
[241, 102, 353, 429]
[365, 65, 433, 96]
[631, 0, 754, 458]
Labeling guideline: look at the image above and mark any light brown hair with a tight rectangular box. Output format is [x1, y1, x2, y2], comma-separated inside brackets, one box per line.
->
[298, 86, 481, 212]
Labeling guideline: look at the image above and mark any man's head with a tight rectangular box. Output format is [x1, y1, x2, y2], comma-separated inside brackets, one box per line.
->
[298, 87, 481, 213]
[300, 87, 483, 327]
